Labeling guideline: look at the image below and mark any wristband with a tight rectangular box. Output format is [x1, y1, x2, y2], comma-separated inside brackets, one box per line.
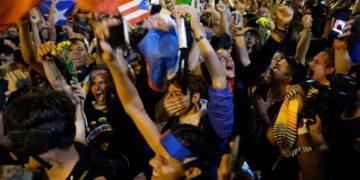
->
[333, 41, 348, 50]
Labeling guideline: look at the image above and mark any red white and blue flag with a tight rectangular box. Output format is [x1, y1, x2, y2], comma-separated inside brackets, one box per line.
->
[118, 0, 150, 25]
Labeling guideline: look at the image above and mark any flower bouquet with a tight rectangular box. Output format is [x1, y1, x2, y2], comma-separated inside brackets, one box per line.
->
[256, 17, 272, 47]
[53, 41, 78, 84]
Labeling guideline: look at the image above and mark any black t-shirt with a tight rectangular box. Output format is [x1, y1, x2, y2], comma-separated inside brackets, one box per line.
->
[67, 142, 132, 180]
[67, 143, 105, 180]
[84, 95, 151, 177]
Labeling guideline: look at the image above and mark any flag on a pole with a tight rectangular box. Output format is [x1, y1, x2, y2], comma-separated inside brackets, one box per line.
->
[118, 0, 150, 25]
[38, 0, 76, 25]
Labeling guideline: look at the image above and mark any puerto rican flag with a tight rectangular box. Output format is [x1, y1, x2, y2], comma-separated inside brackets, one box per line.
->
[118, 0, 150, 25]
[38, 0, 75, 25]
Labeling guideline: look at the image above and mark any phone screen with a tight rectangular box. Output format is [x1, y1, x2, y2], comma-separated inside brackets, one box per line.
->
[232, 13, 240, 25]
[332, 19, 346, 36]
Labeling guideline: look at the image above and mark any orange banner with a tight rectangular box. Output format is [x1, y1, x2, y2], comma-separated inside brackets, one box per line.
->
[0, 0, 40, 30]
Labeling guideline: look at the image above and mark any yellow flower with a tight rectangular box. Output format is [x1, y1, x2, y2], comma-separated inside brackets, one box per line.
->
[256, 17, 272, 28]
[56, 40, 72, 54]
[56, 46, 63, 54]
[50, 49, 57, 56]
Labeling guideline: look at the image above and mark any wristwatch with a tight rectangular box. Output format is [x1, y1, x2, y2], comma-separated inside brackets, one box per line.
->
[195, 33, 206, 42]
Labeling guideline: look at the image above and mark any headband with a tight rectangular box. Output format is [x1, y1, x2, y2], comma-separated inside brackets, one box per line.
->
[160, 130, 194, 163]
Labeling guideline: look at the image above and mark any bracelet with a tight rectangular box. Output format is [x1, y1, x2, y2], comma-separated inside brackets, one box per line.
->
[333, 41, 348, 50]
[195, 33, 206, 42]
[235, 32, 244, 37]
[287, 146, 313, 157]
[292, 146, 313, 156]
[297, 126, 309, 135]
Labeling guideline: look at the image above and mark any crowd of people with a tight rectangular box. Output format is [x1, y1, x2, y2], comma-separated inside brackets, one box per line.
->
[0, 0, 360, 179]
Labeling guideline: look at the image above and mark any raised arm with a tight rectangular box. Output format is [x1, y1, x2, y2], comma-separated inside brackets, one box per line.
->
[216, 1, 230, 35]
[289, 0, 301, 41]
[177, 5, 227, 89]
[233, 12, 251, 67]
[38, 41, 73, 96]
[241, 4, 294, 86]
[17, 19, 45, 76]
[334, 20, 353, 74]
[295, 14, 312, 65]
[37, 41, 87, 143]
[29, 8, 43, 49]
[47, 0, 57, 41]
[97, 20, 167, 155]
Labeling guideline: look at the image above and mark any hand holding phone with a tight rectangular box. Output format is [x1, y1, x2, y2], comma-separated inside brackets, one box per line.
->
[332, 19, 346, 36]
[335, 19, 354, 39]
[231, 11, 243, 29]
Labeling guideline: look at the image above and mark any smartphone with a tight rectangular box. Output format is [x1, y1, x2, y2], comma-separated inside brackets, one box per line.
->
[106, 22, 126, 49]
[332, 19, 346, 36]
[232, 13, 241, 25]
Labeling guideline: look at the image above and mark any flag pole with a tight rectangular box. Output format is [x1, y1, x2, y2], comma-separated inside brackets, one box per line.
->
[122, 17, 130, 48]
[176, 0, 192, 95]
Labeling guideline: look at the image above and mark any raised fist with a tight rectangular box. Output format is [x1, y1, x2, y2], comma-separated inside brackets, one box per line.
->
[38, 41, 56, 60]
[302, 14, 313, 29]
[275, 4, 294, 27]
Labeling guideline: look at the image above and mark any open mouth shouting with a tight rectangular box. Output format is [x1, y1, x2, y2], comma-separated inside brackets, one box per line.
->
[307, 69, 314, 79]
[94, 91, 106, 105]
[226, 64, 233, 70]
